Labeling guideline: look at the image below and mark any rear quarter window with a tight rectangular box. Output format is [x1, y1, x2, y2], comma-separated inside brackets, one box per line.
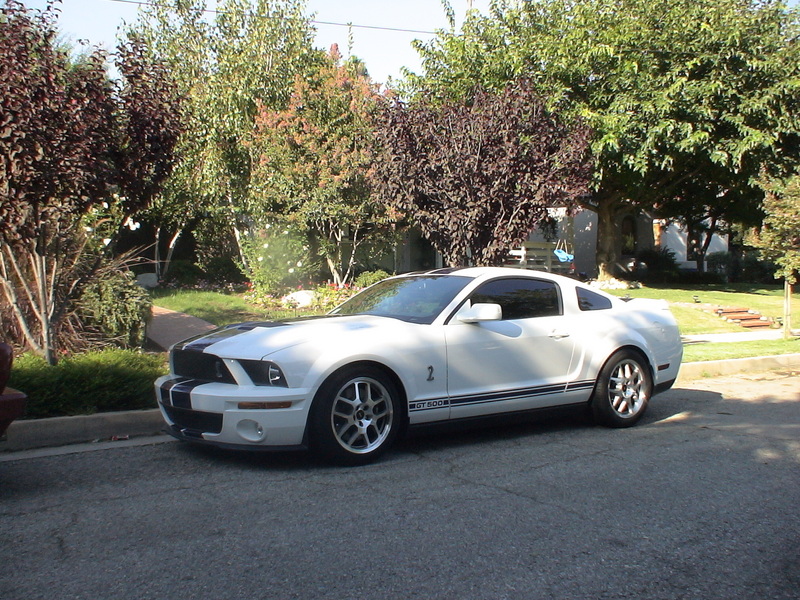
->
[576, 287, 613, 311]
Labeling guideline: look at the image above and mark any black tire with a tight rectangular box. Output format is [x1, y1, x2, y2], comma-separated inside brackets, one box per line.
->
[310, 366, 402, 465]
[591, 349, 652, 428]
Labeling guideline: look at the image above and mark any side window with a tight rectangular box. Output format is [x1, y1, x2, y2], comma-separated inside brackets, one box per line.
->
[576, 287, 613, 311]
[470, 278, 561, 320]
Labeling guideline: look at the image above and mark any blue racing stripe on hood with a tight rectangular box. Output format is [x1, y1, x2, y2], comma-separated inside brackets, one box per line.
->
[172, 321, 278, 351]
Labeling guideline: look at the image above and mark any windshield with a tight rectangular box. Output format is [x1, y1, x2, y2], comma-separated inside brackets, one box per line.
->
[331, 275, 471, 324]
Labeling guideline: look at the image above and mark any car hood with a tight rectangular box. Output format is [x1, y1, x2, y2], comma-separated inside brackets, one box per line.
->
[172, 314, 397, 360]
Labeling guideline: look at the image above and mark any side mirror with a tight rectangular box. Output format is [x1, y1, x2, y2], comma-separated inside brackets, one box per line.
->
[457, 302, 502, 323]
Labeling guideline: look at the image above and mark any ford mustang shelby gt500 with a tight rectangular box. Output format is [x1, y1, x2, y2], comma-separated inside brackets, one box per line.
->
[156, 267, 682, 464]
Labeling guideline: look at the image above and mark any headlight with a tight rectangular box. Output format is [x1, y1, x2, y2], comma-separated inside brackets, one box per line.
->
[238, 360, 288, 387]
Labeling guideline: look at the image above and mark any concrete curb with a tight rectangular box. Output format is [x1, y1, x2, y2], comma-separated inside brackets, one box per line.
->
[1, 408, 164, 452]
[2, 354, 798, 454]
[676, 353, 799, 382]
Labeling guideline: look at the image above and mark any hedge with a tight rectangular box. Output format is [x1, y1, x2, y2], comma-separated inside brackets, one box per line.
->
[9, 349, 168, 419]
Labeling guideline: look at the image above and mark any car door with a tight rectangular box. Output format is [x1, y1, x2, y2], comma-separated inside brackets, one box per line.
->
[444, 277, 577, 419]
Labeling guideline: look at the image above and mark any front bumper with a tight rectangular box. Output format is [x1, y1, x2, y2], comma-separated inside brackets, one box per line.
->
[155, 375, 311, 448]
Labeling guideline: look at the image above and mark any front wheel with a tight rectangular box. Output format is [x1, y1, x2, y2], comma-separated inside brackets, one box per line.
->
[591, 350, 652, 428]
[310, 367, 402, 465]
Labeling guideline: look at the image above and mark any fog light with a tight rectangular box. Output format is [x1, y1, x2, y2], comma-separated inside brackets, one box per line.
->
[236, 419, 266, 442]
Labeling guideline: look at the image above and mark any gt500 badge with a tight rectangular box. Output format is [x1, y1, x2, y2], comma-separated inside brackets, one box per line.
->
[409, 399, 449, 411]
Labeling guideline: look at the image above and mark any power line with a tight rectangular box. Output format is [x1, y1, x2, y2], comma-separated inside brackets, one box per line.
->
[106, 0, 438, 35]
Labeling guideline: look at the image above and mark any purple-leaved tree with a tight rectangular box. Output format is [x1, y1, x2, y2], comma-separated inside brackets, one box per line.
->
[0, 1, 181, 363]
[371, 82, 593, 267]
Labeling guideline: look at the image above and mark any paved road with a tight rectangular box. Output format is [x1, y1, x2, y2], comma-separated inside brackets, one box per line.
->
[1, 372, 798, 600]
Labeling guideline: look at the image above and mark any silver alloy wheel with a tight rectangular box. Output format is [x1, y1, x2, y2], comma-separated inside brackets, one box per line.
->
[607, 358, 648, 418]
[330, 376, 394, 454]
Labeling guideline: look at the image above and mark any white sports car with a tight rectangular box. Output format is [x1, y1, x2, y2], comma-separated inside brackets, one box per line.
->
[155, 267, 682, 464]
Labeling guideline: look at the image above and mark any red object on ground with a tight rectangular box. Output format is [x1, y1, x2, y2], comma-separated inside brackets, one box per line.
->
[0, 343, 27, 437]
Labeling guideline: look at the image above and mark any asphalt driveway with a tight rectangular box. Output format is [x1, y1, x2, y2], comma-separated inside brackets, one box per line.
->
[1, 371, 798, 599]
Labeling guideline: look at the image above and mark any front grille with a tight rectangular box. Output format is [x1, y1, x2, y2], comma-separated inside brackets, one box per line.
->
[163, 404, 223, 434]
[172, 349, 235, 384]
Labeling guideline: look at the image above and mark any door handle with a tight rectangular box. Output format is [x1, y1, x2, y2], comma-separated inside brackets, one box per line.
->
[549, 329, 571, 339]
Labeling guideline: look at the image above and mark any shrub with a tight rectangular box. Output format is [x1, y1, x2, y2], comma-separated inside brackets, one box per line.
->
[677, 270, 724, 284]
[240, 226, 315, 295]
[630, 247, 681, 282]
[9, 349, 167, 419]
[707, 251, 735, 280]
[161, 259, 206, 286]
[201, 256, 247, 284]
[706, 250, 777, 283]
[312, 283, 359, 311]
[354, 269, 391, 288]
[741, 252, 777, 284]
[78, 270, 152, 348]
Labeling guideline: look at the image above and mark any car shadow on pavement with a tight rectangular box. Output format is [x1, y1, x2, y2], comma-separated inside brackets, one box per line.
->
[174, 441, 315, 470]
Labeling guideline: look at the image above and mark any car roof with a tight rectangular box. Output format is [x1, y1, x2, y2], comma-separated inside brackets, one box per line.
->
[414, 266, 573, 283]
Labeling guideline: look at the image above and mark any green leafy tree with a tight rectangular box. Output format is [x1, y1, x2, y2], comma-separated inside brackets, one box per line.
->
[408, 0, 800, 278]
[130, 0, 315, 277]
[0, 1, 181, 363]
[250, 46, 396, 286]
[371, 81, 593, 267]
[750, 175, 800, 337]
[125, 0, 212, 279]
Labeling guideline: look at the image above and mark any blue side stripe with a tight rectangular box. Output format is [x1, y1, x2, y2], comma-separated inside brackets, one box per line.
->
[410, 380, 595, 413]
[566, 380, 595, 391]
[450, 383, 566, 407]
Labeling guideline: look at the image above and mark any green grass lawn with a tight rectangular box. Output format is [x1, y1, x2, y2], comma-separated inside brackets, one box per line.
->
[608, 282, 799, 336]
[150, 288, 317, 326]
[682, 338, 800, 362]
[607, 283, 798, 317]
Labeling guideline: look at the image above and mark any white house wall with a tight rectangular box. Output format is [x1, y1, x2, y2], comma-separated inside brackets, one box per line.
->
[660, 223, 728, 269]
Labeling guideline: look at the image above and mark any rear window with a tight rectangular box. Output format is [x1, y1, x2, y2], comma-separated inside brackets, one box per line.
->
[576, 287, 613, 311]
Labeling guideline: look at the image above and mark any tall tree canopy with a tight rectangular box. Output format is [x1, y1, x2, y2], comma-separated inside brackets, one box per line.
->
[371, 82, 593, 267]
[751, 175, 800, 284]
[250, 46, 395, 285]
[749, 174, 800, 337]
[130, 0, 316, 276]
[408, 0, 800, 277]
[0, 0, 181, 362]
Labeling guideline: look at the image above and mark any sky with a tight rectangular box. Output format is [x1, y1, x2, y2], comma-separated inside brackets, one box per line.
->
[26, 0, 491, 85]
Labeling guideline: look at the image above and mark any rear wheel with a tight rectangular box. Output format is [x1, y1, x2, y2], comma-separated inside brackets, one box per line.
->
[310, 366, 402, 465]
[591, 350, 652, 427]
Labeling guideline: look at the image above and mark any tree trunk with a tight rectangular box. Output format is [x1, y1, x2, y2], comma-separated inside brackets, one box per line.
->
[34, 251, 57, 366]
[784, 279, 793, 340]
[595, 196, 620, 280]
[161, 229, 183, 280]
[154, 226, 162, 280]
[695, 217, 718, 273]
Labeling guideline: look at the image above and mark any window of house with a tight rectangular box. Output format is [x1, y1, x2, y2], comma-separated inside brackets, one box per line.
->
[469, 278, 562, 320]
[621, 215, 637, 255]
